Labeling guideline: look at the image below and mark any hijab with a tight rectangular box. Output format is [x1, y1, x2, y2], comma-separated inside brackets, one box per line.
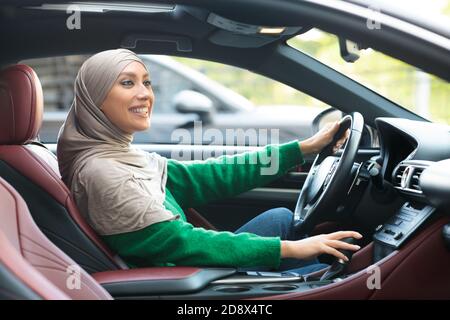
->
[57, 48, 177, 235]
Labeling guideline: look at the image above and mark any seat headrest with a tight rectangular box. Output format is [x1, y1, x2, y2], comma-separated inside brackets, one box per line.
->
[0, 64, 43, 145]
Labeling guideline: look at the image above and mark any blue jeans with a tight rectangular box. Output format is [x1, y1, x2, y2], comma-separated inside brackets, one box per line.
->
[234, 207, 329, 275]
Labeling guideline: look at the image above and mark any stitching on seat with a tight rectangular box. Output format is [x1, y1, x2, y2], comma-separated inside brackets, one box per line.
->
[33, 265, 108, 299]
[21, 147, 68, 195]
[5, 146, 117, 268]
[20, 231, 112, 271]
[11, 68, 36, 142]
[21, 239, 69, 267]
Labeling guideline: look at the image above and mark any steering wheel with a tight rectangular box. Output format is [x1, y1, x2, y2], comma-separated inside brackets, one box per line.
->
[292, 112, 364, 237]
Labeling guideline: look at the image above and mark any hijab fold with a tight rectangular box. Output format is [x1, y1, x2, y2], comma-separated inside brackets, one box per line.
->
[57, 49, 177, 236]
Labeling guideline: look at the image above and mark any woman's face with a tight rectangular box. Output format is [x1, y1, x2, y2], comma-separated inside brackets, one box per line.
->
[101, 61, 154, 134]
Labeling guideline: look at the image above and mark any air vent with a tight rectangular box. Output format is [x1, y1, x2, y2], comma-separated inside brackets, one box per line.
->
[393, 163, 428, 194]
[393, 165, 407, 186]
[410, 167, 425, 191]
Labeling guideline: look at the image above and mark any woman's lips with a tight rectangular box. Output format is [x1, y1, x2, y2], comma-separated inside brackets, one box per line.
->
[128, 106, 150, 118]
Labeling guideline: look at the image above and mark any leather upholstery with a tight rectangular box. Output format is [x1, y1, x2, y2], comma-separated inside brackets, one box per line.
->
[257, 216, 450, 300]
[93, 267, 201, 284]
[0, 177, 112, 300]
[0, 64, 43, 145]
[0, 144, 120, 267]
[0, 64, 122, 269]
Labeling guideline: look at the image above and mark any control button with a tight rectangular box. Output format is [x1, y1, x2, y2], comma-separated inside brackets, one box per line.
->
[375, 224, 383, 232]
[394, 232, 404, 240]
[393, 219, 403, 226]
[398, 215, 413, 222]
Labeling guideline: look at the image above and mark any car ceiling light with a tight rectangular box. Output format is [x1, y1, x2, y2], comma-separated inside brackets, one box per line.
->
[25, 2, 175, 14]
[207, 13, 300, 37]
[258, 27, 286, 35]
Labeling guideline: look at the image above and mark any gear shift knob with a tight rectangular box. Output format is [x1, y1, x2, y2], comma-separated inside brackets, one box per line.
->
[320, 237, 359, 281]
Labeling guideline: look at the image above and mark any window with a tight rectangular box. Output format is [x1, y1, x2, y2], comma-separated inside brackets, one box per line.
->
[287, 29, 450, 125]
[22, 54, 328, 145]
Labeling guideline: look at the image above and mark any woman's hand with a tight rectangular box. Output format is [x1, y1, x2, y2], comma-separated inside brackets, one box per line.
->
[280, 231, 363, 262]
[299, 121, 350, 155]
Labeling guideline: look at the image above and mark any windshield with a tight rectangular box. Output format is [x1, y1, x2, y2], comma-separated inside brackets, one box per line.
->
[287, 27, 450, 125]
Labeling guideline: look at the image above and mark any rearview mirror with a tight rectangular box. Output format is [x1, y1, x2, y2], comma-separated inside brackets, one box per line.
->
[338, 38, 368, 63]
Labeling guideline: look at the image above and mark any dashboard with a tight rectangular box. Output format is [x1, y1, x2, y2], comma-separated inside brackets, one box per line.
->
[375, 117, 450, 208]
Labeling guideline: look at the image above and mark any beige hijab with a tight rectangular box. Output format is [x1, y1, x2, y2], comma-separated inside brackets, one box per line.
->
[57, 49, 178, 236]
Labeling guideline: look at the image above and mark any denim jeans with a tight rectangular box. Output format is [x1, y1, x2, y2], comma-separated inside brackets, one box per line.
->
[234, 207, 329, 275]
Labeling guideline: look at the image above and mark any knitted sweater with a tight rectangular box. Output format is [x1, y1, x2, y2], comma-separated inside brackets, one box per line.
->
[102, 140, 304, 269]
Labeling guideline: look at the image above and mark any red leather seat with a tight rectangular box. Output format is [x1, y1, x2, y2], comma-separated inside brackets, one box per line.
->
[0, 174, 228, 300]
[0, 64, 224, 296]
[0, 64, 217, 274]
[0, 176, 112, 299]
[0, 64, 126, 273]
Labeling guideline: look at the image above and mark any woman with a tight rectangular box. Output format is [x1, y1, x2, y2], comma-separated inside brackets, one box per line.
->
[57, 49, 361, 275]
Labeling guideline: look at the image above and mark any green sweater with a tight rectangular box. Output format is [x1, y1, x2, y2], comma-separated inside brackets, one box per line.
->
[103, 140, 305, 269]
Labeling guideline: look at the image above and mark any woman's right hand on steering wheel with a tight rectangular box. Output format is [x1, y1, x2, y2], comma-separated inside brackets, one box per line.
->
[280, 231, 362, 262]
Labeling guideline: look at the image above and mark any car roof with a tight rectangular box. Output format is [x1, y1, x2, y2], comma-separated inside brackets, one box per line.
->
[2, 1, 448, 79]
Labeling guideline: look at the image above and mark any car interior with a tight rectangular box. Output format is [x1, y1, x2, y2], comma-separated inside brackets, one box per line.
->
[0, 0, 449, 300]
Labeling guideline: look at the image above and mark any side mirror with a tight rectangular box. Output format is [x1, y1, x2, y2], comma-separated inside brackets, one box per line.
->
[172, 90, 214, 125]
[312, 107, 378, 148]
[312, 107, 343, 133]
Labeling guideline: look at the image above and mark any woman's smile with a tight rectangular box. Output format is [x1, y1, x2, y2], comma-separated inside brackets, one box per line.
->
[128, 105, 150, 118]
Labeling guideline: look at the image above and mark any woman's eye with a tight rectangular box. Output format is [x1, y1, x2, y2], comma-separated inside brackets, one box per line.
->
[144, 80, 152, 87]
[121, 80, 133, 86]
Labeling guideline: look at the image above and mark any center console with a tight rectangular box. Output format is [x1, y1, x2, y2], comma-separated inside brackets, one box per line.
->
[93, 201, 442, 300]
[373, 202, 435, 261]
[93, 267, 335, 299]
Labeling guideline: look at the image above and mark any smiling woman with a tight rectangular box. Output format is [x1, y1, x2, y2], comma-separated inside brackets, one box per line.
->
[2, 0, 450, 301]
[55, 48, 359, 275]
[101, 62, 154, 134]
